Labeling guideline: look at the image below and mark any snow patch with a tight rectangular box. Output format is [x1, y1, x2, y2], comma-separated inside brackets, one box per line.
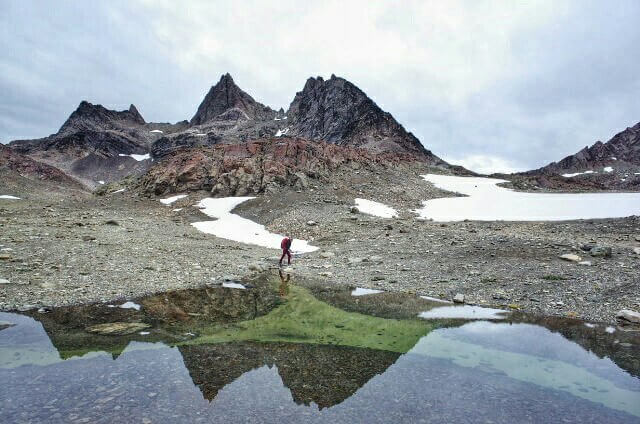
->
[149, 130, 163, 134]
[420, 295, 452, 304]
[98, 181, 105, 185]
[355, 198, 398, 218]
[119, 301, 141, 311]
[222, 282, 246, 290]
[605, 326, 616, 334]
[584, 323, 596, 328]
[419, 305, 508, 320]
[562, 170, 595, 178]
[139, 331, 150, 335]
[160, 194, 187, 205]
[351, 287, 384, 296]
[191, 197, 318, 252]
[119, 153, 150, 161]
[172, 208, 182, 212]
[275, 127, 290, 137]
[0, 195, 20, 200]
[416, 174, 640, 222]
[603, 166, 614, 173]
[111, 188, 126, 194]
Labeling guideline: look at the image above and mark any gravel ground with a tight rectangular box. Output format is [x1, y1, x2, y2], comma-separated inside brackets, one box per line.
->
[1, 168, 639, 324]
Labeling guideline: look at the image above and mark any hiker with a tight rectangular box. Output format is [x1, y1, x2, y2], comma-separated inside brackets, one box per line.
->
[279, 235, 293, 266]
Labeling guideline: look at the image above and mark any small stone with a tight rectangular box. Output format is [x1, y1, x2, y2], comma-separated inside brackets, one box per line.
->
[384, 224, 393, 230]
[0, 254, 12, 260]
[453, 293, 465, 304]
[589, 246, 612, 258]
[580, 244, 595, 251]
[306, 220, 317, 226]
[348, 257, 363, 264]
[0, 278, 11, 285]
[318, 272, 333, 277]
[616, 309, 640, 324]
[320, 251, 335, 258]
[104, 220, 119, 226]
[371, 276, 385, 281]
[578, 261, 592, 266]
[248, 263, 264, 272]
[82, 235, 96, 241]
[633, 247, 640, 255]
[559, 254, 581, 263]
[349, 206, 359, 214]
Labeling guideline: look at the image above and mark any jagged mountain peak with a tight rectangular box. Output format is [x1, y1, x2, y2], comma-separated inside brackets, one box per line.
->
[190, 73, 275, 125]
[58, 101, 146, 136]
[286, 74, 439, 160]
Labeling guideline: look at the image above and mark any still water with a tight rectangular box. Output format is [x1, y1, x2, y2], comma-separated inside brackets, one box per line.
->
[0, 272, 638, 423]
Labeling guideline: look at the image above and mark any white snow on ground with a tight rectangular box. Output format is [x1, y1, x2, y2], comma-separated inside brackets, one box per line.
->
[275, 127, 289, 137]
[351, 287, 384, 296]
[605, 326, 616, 333]
[0, 195, 20, 200]
[139, 331, 150, 335]
[195, 133, 207, 137]
[149, 130, 163, 134]
[419, 305, 508, 320]
[603, 166, 614, 173]
[191, 197, 318, 252]
[119, 301, 141, 311]
[416, 174, 640, 222]
[562, 170, 595, 178]
[222, 282, 246, 289]
[98, 181, 105, 185]
[611, 157, 617, 160]
[160, 194, 187, 205]
[172, 208, 182, 212]
[355, 198, 398, 218]
[119, 153, 150, 161]
[111, 188, 126, 194]
[584, 323, 596, 328]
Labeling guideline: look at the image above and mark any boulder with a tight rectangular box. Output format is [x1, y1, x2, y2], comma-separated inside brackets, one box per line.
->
[306, 220, 318, 226]
[616, 309, 640, 325]
[633, 247, 640, 255]
[589, 246, 612, 258]
[559, 254, 582, 263]
[453, 293, 465, 304]
[85, 322, 151, 336]
[349, 206, 359, 214]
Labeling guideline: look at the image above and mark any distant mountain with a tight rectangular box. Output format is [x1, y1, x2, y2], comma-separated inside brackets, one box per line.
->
[9, 101, 187, 187]
[526, 122, 640, 175]
[191, 73, 276, 124]
[287, 75, 437, 158]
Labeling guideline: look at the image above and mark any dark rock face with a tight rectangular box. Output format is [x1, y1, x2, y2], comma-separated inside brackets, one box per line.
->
[191, 73, 276, 125]
[137, 138, 426, 196]
[57, 101, 146, 137]
[527, 122, 640, 175]
[287, 75, 440, 160]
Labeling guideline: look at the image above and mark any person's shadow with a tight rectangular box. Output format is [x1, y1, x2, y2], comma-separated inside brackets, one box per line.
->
[278, 269, 290, 298]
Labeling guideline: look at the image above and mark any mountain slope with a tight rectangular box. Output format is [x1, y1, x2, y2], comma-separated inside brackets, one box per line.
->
[527, 122, 640, 175]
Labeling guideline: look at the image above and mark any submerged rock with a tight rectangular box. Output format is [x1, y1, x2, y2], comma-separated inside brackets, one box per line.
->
[85, 322, 151, 336]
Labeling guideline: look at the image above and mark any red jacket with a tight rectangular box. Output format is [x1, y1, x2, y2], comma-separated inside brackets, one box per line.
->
[281, 237, 292, 250]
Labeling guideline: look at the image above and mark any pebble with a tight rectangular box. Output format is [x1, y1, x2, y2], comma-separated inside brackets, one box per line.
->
[559, 254, 581, 263]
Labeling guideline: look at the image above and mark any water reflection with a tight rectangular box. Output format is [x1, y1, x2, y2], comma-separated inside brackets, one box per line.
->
[0, 272, 638, 423]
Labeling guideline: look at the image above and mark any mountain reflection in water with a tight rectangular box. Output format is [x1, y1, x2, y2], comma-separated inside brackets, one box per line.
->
[0, 271, 638, 423]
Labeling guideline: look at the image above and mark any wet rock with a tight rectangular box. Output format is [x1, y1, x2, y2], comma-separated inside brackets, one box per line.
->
[85, 322, 151, 336]
[349, 206, 359, 214]
[453, 293, 465, 304]
[559, 253, 581, 263]
[616, 309, 640, 325]
[589, 246, 612, 258]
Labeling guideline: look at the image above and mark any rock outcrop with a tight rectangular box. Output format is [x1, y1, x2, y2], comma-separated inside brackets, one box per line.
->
[137, 138, 427, 196]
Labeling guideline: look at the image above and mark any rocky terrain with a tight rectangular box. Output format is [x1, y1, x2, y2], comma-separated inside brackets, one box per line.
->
[1, 164, 639, 326]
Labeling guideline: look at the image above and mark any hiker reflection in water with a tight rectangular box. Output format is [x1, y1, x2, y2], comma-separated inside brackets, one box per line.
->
[279, 269, 290, 298]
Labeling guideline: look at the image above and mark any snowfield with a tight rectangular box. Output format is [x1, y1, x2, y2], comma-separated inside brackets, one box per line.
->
[355, 198, 398, 218]
[0, 195, 20, 200]
[417, 174, 640, 222]
[159, 194, 187, 205]
[191, 197, 318, 252]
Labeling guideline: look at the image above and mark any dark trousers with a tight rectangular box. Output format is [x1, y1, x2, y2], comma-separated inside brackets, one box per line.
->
[279, 249, 291, 265]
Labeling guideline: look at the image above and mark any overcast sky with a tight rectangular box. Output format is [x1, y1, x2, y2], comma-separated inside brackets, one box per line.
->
[2, 1, 640, 173]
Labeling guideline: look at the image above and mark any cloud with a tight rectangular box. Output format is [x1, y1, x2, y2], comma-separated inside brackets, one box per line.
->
[446, 154, 525, 175]
[1, 0, 640, 172]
